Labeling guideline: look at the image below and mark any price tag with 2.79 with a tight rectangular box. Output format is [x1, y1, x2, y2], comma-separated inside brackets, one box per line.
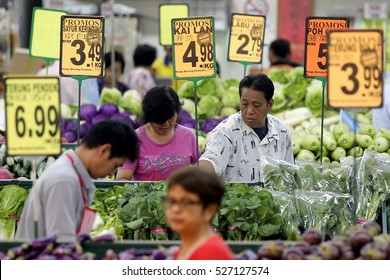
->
[228, 13, 265, 63]
[4, 76, 61, 156]
[60, 15, 105, 77]
[172, 16, 216, 80]
[327, 29, 383, 108]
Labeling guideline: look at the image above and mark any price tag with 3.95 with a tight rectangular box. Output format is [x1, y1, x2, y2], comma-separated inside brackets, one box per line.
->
[228, 13, 265, 63]
[172, 16, 216, 80]
[4, 76, 61, 156]
[327, 29, 383, 108]
[60, 15, 104, 77]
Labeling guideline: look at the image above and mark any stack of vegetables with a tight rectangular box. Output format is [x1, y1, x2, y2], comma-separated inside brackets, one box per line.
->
[292, 121, 390, 164]
[0, 184, 28, 239]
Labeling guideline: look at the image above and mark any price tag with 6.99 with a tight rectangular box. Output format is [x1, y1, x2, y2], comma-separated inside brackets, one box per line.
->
[327, 29, 383, 108]
[4, 76, 61, 156]
[172, 16, 216, 80]
[60, 15, 104, 77]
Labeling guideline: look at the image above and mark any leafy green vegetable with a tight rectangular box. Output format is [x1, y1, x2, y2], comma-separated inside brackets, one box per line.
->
[100, 87, 122, 106]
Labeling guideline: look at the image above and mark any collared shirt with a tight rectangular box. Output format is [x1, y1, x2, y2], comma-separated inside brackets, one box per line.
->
[200, 112, 294, 183]
[15, 150, 95, 242]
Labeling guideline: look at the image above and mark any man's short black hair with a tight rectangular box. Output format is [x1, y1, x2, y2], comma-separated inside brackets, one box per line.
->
[82, 120, 139, 162]
[239, 73, 275, 101]
[104, 51, 126, 73]
[141, 85, 181, 124]
[167, 166, 226, 208]
[269, 39, 291, 59]
[133, 44, 157, 67]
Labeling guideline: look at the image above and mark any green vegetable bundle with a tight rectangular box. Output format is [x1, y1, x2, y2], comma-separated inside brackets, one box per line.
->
[354, 150, 390, 223]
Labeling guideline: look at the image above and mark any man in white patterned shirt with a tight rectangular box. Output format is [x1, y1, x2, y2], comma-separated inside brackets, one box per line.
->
[199, 74, 294, 183]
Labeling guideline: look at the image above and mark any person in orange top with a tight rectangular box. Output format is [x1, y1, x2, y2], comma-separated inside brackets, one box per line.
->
[165, 166, 234, 260]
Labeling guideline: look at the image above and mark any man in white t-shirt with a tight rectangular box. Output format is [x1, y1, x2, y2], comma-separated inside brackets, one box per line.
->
[199, 74, 294, 183]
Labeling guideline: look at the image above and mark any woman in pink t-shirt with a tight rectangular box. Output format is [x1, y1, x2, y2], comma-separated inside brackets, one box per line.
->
[165, 166, 234, 260]
[116, 86, 200, 181]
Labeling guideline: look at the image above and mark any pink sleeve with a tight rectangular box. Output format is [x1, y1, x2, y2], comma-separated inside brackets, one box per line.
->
[118, 158, 138, 171]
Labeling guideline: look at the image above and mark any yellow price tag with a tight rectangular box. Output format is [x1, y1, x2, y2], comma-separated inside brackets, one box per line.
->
[304, 17, 349, 78]
[4, 76, 61, 156]
[327, 29, 383, 108]
[228, 14, 265, 63]
[60, 15, 105, 77]
[30, 8, 67, 60]
[172, 17, 216, 80]
[159, 4, 189, 46]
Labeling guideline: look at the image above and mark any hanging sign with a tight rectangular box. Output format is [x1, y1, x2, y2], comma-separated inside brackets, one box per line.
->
[171, 16, 216, 80]
[304, 17, 349, 78]
[227, 13, 265, 63]
[327, 29, 383, 108]
[159, 4, 189, 46]
[60, 15, 104, 77]
[4, 76, 61, 156]
[30, 7, 67, 60]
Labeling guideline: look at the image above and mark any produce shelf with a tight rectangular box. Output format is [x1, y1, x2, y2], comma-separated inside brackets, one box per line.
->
[0, 240, 272, 259]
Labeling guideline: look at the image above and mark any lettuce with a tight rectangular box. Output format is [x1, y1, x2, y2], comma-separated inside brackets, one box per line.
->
[120, 89, 142, 116]
[221, 86, 239, 108]
[100, 87, 122, 106]
[268, 68, 290, 84]
[198, 95, 222, 119]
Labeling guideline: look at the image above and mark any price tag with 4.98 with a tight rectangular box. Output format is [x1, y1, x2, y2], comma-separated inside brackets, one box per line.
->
[4, 76, 61, 156]
[172, 16, 216, 80]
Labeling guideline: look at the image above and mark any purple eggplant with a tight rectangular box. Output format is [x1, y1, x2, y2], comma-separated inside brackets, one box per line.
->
[92, 233, 116, 243]
[76, 233, 91, 244]
[151, 250, 167, 260]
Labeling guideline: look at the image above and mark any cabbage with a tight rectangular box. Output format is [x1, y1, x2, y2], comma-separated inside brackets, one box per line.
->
[271, 84, 287, 113]
[182, 119, 196, 129]
[296, 149, 316, 162]
[198, 95, 222, 119]
[63, 131, 77, 143]
[200, 117, 226, 134]
[198, 135, 206, 153]
[219, 107, 237, 117]
[79, 122, 92, 138]
[305, 80, 323, 113]
[223, 78, 240, 89]
[110, 112, 134, 128]
[99, 103, 119, 117]
[221, 86, 239, 108]
[100, 87, 122, 106]
[178, 109, 193, 124]
[120, 89, 142, 116]
[333, 123, 350, 140]
[178, 81, 195, 98]
[80, 103, 98, 121]
[181, 98, 196, 118]
[197, 78, 225, 98]
[60, 103, 72, 119]
[91, 114, 109, 125]
[267, 68, 290, 84]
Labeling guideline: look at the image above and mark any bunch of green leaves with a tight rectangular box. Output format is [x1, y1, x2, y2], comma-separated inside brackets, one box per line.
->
[269, 191, 300, 236]
[145, 184, 169, 241]
[91, 185, 129, 239]
[355, 150, 390, 222]
[261, 156, 299, 194]
[218, 184, 282, 241]
[0, 184, 27, 240]
[295, 162, 349, 194]
[294, 190, 353, 237]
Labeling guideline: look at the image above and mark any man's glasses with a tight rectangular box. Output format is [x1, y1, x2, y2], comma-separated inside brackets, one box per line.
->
[163, 197, 203, 210]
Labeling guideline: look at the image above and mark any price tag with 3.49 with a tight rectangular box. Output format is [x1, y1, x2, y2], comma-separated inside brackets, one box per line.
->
[60, 15, 105, 77]
[172, 17, 216, 80]
[4, 76, 61, 156]
[327, 29, 383, 108]
[228, 13, 265, 63]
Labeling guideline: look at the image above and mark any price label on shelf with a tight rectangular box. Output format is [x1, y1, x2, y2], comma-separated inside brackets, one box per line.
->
[172, 16, 216, 80]
[4, 76, 61, 156]
[304, 17, 349, 78]
[228, 13, 265, 63]
[327, 29, 383, 108]
[60, 15, 105, 77]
